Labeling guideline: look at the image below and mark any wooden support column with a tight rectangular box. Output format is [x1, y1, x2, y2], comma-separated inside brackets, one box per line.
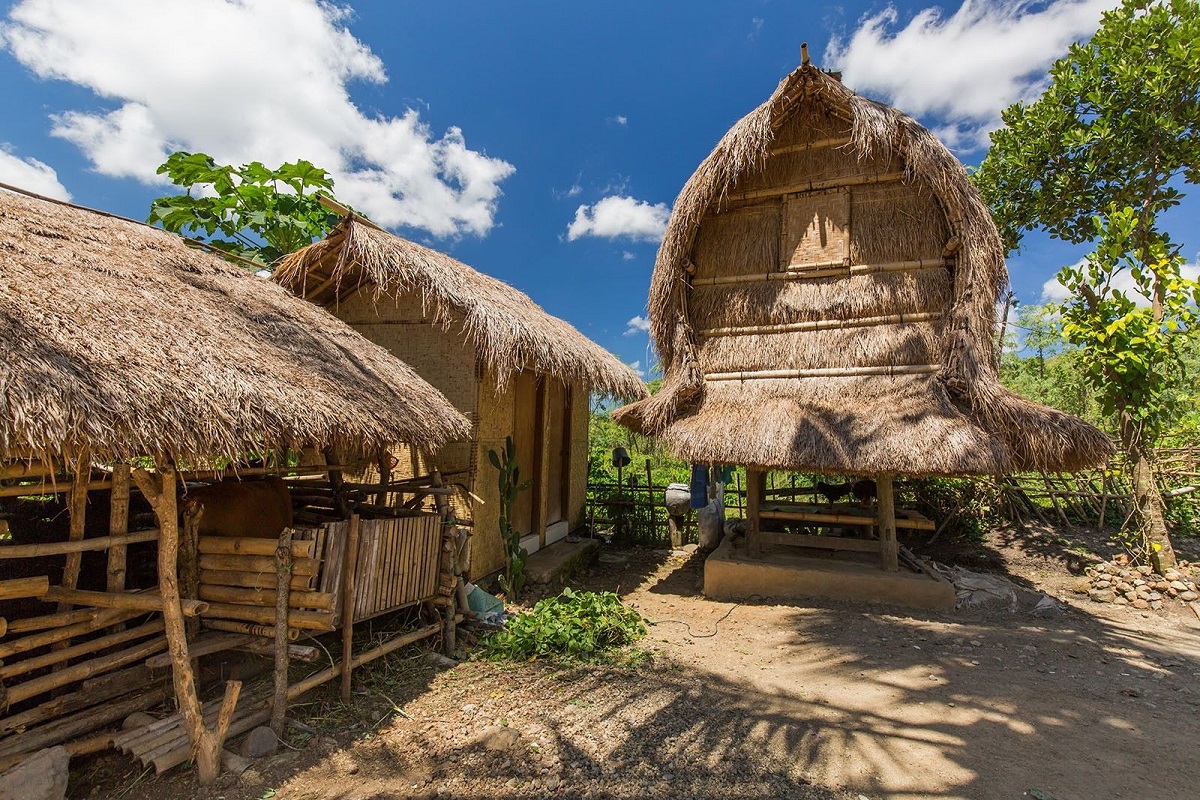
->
[106, 463, 131, 597]
[323, 447, 350, 518]
[746, 469, 765, 559]
[668, 516, 684, 549]
[132, 463, 240, 785]
[375, 447, 391, 508]
[271, 529, 293, 735]
[339, 514, 360, 703]
[877, 473, 899, 572]
[58, 452, 91, 612]
[181, 505, 202, 641]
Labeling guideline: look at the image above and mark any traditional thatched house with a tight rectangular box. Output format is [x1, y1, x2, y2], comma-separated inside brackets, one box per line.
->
[0, 187, 469, 780]
[277, 217, 647, 580]
[614, 57, 1110, 576]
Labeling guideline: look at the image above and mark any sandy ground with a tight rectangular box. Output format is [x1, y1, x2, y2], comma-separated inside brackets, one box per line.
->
[84, 527, 1200, 800]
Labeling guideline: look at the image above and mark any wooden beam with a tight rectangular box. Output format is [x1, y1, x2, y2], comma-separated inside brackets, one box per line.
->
[725, 170, 905, 203]
[271, 529, 293, 736]
[0, 529, 159, 559]
[706, 365, 940, 382]
[107, 464, 132, 618]
[690, 257, 951, 287]
[702, 311, 943, 338]
[769, 135, 853, 157]
[757, 532, 881, 552]
[58, 452, 91, 613]
[746, 469, 764, 559]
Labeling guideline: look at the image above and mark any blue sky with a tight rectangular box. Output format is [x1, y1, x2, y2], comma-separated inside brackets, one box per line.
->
[1, 0, 1195, 376]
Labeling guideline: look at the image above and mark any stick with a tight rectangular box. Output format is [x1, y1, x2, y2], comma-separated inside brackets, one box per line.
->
[197, 584, 334, 611]
[340, 514, 361, 703]
[43, 586, 209, 617]
[198, 537, 315, 558]
[107, 464, 132, 620]
[202, 619, 300, 640]
[0, 609, 141, 658]
[271, 530, 292, 736]
[4, 636, 166, 706]
[198, 602, 334, 631]
[58, 452, 91, 614]
[0, 576, 49, 600]
[0, 620, 165, 680]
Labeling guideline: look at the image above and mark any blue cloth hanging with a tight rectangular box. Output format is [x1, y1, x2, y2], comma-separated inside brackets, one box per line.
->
[714, 464, 734, 485]
[690, 463, 709, 509]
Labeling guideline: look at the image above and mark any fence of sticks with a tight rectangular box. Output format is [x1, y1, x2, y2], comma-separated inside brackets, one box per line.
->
[0, 455, 469, 780]
[586, 447, 1199, 548]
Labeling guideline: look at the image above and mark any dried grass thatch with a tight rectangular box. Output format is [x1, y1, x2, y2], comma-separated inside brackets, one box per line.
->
[0, 188, 470, 463]
[614, 64, 1111, 476]
[275, 217, 647, 401]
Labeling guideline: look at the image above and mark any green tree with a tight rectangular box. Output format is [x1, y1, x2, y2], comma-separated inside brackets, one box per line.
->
[973, 0, 1200, 570]
[147, 151, 342, 269]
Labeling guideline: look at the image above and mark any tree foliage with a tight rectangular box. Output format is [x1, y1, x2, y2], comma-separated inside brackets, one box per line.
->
[147, 152, 342, 269]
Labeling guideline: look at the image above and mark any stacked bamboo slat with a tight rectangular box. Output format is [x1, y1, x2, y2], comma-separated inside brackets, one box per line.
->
[195, 532, 335, 633]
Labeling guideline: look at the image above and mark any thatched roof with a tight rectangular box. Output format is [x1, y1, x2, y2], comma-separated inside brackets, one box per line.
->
[614, 64, 1111, 476]
[0, 187, 470, 463]
[275, 217, 647, 401]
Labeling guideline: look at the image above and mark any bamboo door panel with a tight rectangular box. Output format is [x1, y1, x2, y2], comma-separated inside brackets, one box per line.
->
[318, 515, 441, 622]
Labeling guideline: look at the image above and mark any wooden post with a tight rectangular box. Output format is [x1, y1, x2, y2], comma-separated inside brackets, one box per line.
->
[132, 464, 239, 785]
[339, 514, 360, 703]
[878, 473, 899, 572]
[181, 505, 202, 641]
[746, 469, 764, 559]
[323, 446, 350, 518]
[106, 463, 131, 597]
[375, 447, 391, 508]
[58, 452, 91, 610]
[668, 516, 684, 549]
[271, 529, 293, 736]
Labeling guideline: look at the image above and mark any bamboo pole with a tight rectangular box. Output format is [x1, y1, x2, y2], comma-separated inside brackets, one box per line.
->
[0, 576, 50, 600]
[0, 461, 58, 480]
[702, 311, 943, 338]
[43, 586, 208, 616]
[203, 619, 300, 640]
[0, 620, 165, 679]
[197, 584, 334, 611]
[0, 529, 159, 559]
[878, 474, 899, 572]
[144, 632, 252, 669]
[340, 514, 361, 703]
[689, 257, 951, 287]
[199, 568, 312, 591]
[271, 529, 292, 736]
[0, 609, 141, 658]
[198, 537, 315, 559]
[0, 665, 152, 735]
[197, 553, 319, 575]
[199, 602, 334, 631]
[4, 637, 166, 706]
[706, 364, 940, 382]
[0, 479, 112, 499]
[726, 170, 905, 202]
[107, 463, 132, 609]
[769, 135, 853, 156]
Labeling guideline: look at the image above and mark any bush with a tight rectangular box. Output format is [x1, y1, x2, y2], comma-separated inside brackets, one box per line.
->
[480, 588, 647, 664]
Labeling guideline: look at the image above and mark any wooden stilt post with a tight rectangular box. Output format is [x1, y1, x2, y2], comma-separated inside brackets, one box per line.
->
[375, 447, 391, 508]
[339, 514, 360, 703]
[106, 463, 131, 601]
[181, 505, 202, 641]
[132, 463, 240, 785]
[668, 515, 684, 549]
[746, 469, 764, 559]
[878, 473, 898, 572]
[323, 447, 350, 518]
[271, 529, 293, 736]
[58, 452, 91, 610]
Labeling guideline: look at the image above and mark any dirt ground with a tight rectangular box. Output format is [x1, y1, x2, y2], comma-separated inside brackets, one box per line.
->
[80, 525, 1200, 800]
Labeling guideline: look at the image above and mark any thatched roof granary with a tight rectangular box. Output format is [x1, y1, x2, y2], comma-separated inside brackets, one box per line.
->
[614, 62, 1110, 477]
[0, 188, 470, 463]
[275, 216, 647, 401]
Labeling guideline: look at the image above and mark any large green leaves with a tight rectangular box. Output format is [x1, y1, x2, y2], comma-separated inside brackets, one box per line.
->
[147, 151, 343, 270]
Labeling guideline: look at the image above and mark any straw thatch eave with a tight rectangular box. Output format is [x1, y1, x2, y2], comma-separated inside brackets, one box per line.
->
[275, 218, 647, 402]
[0, 188, 470, 464]
[613, 64, 1111, 476]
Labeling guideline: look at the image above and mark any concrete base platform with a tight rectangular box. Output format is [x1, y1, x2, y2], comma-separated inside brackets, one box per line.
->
[704, 538, 955, 610]
[525, 537, 600, 589]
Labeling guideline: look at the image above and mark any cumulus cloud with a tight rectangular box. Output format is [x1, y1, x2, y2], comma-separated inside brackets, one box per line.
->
[1041, 257, 1200, 305]
[624, 315, 651, 336]
[0, 145, 70, 199]
[0, 0, 513, 237]
[609, 115, 628, 126]
[621, 251, 636, 261]
[567, 195, 670, 242]
[825, 0, 1114, 150]
[627, 360, 646, 379]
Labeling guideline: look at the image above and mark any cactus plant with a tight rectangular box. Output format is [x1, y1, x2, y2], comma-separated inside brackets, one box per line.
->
[487, 435, 533, 602]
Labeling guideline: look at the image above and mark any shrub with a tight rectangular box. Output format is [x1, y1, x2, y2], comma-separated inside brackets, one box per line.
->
[480, 588, 647, 664]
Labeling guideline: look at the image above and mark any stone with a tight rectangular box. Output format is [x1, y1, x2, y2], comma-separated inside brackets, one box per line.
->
[1151, 600, 1164, 610]
[221, 750, 252, 776]
[1124, 591, 1138, 602]
[122, 712, 157, 731]
[1116, 583, 1134, 594]
[476, 726, 522, 752]
[1164, 569, 1183, 582]
[1182, 591, 1199, 602]
[1114, 596, 1130, 605]
[1132, 599, 1150, 609]
[239, 726, 279, 759]
[1137, 565, 1153, 575]
[1133, 579, 1147, 587]
[0, 746, 69, 800]
[1089, 588, 1115, 603]
[1170, 581, 1188, 591]
[1072, 577, 1092, 594]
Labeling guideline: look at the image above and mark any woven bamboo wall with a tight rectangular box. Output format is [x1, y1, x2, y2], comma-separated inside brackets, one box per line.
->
[319, 515, 441, 621]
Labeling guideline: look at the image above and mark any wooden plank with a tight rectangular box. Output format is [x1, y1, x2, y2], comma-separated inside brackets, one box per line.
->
[758, 507, 936, 530]
[757, 532, 881, 552]
[198, 537, 315, 559]
[340, 514, 360, 703]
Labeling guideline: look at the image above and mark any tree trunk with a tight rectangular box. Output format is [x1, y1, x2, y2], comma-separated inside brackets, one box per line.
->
[1119, 413, 1176, 572]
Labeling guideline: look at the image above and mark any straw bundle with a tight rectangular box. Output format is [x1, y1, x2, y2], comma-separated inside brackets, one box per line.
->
[614, 63, 1111, 475]
[275, 219, 646, 401]
[0, 188, 469, 463]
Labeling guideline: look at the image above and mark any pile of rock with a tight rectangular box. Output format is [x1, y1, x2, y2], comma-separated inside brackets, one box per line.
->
[1078, 559, 1199, 609]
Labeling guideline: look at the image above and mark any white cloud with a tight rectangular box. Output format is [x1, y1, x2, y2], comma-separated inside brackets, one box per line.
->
[627, 360, 646, 378]
[0, 0, 513, 237]
[567, 195, 670, 242]
[1041, 257, 1200, 305]
[825, 1, 1115, 150]
[624, 315, 651, 337]
[621, 251, 636, 261]
[749, 17, 764, 41]
[0, 144, 70, 199]
[609, 115, 628, 126]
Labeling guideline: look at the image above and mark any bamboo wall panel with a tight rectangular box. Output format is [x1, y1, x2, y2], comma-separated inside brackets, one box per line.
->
[341, 516, 441, 621]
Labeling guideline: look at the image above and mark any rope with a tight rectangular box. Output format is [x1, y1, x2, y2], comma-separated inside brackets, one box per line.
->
[650, 603, 740, 639]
